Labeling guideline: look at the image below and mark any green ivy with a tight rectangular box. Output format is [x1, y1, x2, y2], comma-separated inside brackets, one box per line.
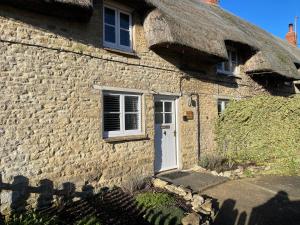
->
[215, 95, 300, 175]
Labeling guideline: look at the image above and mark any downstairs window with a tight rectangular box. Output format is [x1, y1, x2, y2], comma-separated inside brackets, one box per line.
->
[103, 92, 141, 138]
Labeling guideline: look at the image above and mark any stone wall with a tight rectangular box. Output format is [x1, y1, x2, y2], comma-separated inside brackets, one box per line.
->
[0, 0, 292, 214]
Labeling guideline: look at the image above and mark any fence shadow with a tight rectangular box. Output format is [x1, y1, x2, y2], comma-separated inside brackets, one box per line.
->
[0, 174, 160, 225]
[213, 191, 300, 225]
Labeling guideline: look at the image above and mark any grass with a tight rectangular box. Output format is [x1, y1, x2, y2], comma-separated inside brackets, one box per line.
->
[215, 95, 300, 176]
[135, 192, 185, 225]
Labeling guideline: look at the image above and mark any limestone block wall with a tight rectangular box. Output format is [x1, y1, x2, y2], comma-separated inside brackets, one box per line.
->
[0, 0, 290, 214]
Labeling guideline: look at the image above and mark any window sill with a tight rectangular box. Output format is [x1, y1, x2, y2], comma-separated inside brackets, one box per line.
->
[104, 134, 149, 143]
[104, 47, 139, 58]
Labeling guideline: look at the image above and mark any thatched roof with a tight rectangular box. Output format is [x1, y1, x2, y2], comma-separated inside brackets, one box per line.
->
[143, 0, 300, 79]
[1, 0, 93, 21]
[2, 0, 300, 79]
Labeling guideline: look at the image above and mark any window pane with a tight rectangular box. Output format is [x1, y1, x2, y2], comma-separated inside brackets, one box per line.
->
[125, 96, 138, 112]
[224, 61, 230, 72]
[164, 102, 172, 112]
[120, 13, 130, 29]
[155, 113, 163, 124]
[231, 62, 238, 73]
[218, 101, 222, 114]
[104, 114, 120, 131]
[165, 113, 172, 124]
[155, 102, 163, 113]
[231, 51, 237, 63]
[120, 30, 130, 47]
[105, 25, 116, 43]
[105, 7, 115, 25]
[104, 95, 119, 112]
[125, 114, 138, 130]
[217, 62, 223, 71]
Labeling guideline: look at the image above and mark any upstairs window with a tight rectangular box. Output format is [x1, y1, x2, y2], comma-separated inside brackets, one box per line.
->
[103, 92, 141, 138]
[217, 49, 239, 76]
[218, 99, 229, 114]
[103, 4, 132, 52]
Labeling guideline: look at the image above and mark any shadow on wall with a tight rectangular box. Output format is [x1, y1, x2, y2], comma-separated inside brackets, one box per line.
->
[0, 175, 182, 225]
[0, 1, 104, 49]
[212, 191, 300, 225]
[0, 175, 95, 214]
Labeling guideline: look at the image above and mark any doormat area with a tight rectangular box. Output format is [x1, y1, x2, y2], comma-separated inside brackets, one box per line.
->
[158, 171, 191, 180]
[157, 171, 229, 192]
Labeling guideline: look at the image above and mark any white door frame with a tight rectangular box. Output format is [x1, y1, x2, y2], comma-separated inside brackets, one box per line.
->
[154, 95, 180, 173]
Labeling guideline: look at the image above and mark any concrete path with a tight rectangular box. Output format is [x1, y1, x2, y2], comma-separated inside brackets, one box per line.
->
[157, 170, 229, 192]
[202, 176, 300, 225]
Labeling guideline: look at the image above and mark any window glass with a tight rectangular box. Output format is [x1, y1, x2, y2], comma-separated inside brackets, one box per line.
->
[104, 95, 120, 112]
[125, 114, 138, 130]
[217, 62, 223, 71]
[104, 114, 120, 131]
[164, 102, 172, 112]
[155, 102, 163, 113]
[105, 7, 115, 25]
[105, 25, 116, 43]
[125, 96, 138, 112]
[103, 92, 141, 137]
[155, 113, 163, 124]
[165, 113, 172, 124]
[120, 13, 130, 29]
[218, 99, 229, 114]
[120, 30, 130, 47]
[103, 6, 132, 51]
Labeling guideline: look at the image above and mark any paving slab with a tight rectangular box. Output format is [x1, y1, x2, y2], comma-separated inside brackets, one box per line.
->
[157, 171, 229, 192]
[202, 176, 300, 225]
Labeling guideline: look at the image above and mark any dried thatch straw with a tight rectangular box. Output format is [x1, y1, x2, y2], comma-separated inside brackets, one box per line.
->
[1, 0, 93, 21]
[144, 0, 300, 79]
[2, 0, 300, 79]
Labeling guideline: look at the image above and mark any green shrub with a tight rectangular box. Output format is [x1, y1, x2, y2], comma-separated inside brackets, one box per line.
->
[75, 216, 101, 225]
[135, 192, 175, 208]
[215, 95, 300, 175]
[6, 212, 58, 225]
[135, 192, 185, 225]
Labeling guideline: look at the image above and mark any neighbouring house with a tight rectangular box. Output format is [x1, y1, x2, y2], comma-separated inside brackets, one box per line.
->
[1, 0, 300, 213]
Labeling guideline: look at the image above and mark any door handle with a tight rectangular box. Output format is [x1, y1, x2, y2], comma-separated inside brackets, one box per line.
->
[163, 131, 167, 135]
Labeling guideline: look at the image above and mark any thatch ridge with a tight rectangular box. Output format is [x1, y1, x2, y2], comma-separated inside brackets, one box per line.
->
[144, 0, 300, 79]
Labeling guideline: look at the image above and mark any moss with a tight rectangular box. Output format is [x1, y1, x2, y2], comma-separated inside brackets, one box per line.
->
[215, 95, 300, 175]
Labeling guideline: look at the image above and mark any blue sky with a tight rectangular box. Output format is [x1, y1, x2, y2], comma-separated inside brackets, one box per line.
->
[220, 0, 300, 40]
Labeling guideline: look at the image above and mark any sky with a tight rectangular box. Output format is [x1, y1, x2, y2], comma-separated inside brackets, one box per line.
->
[220, 0, 300, 41]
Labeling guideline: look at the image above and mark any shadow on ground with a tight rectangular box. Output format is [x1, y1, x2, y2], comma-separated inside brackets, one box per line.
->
[213, 191, 300, 225]
[0, 175, 182, 225]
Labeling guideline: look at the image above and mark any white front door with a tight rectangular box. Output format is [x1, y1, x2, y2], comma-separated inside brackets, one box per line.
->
[154, 97, 177, 172]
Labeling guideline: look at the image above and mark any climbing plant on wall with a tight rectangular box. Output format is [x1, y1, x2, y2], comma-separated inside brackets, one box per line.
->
[215, 95, 300, 175]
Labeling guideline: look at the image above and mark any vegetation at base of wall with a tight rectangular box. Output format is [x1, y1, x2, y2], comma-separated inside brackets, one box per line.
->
[136, 192, 176, 208]
[215, 95, 300, 176]
[135, 192, 185, 225]
[5, 212, 59, 225]
[5, 212, 102, 225]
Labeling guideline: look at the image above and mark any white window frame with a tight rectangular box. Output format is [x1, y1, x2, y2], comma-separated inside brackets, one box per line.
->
[217, 49, 239, 76]
[103, 3, 133, 52]
[103, 91, 142, 138]
[218, 99, 229, 114]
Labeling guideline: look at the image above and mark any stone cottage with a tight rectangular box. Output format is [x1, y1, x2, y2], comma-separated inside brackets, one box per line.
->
[1, 0, 300, 213]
